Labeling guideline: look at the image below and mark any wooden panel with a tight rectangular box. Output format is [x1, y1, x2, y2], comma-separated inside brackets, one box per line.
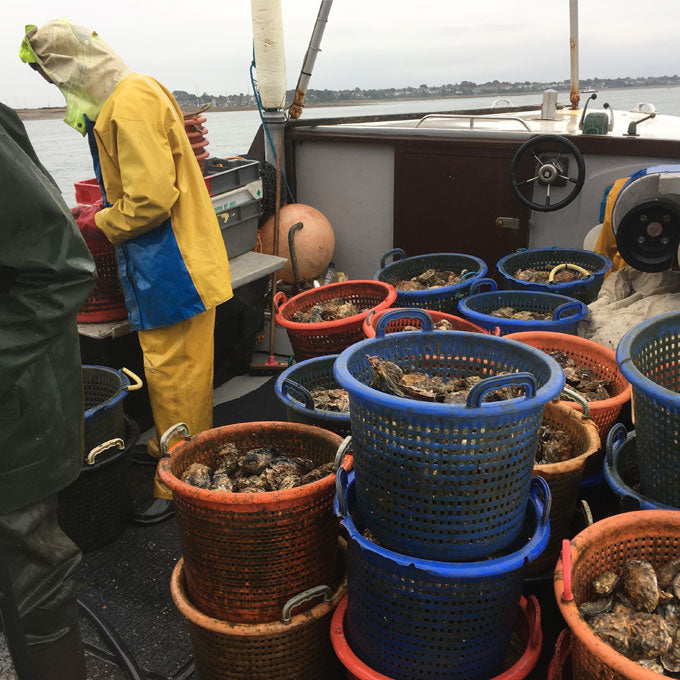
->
[393, 141, 532, 269]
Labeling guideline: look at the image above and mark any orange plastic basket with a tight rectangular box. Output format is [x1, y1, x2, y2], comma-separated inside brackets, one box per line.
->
[555, 510, 680, 680]
[171, 544, 346, 680]
[548, 630, 572, 680]
[362, 307, 498, 338]
[274, 281, 397, 360]
[530, 399, 600, 575]
[157, 422, 352, 623]
[505, 331, 630, 476]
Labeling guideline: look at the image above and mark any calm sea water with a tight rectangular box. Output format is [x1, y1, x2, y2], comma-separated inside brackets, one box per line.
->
[22, 86, 680, 207]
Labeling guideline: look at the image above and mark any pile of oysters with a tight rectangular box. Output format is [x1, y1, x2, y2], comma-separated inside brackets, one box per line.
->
[291, 297, 361, 323]
[535, 423, 574, 464]
[394, 268, 468, 291]
[180, 443, 333, 493]
[549, 350, 613, 402]
[309, 387, 349, 412]
[399, 318, 456, 332]
[514, 265, 592, 283]
[490, 307, 553, 321]
[367, 356, 520, 404]
[579, 559, 680, 675]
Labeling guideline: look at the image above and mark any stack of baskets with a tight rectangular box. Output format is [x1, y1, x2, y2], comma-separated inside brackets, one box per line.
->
[159, 421, 353, 680]
[330, 329, 565, 680]
[616, 311, 680, 509]
[57, 365, 142, 551]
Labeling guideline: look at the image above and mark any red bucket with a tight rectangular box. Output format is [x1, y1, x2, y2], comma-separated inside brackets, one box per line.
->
[548, 630, 572, 680]
[331, 594, 542, 680]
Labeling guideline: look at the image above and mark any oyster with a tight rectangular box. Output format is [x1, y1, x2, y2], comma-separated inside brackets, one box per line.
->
[361, 527, 380, 545]
[579, 597, 614, 619]
[628, 613, 671, 659]
[657, 559, 680, 591]
[259, 467, 278, 491]
[235, 477, 269, 493]
[290, 297, 361, 323]
[490, 307, 552, 321]
[181, 463, 212, 489]
[593, 571, 620, 598]
[309, 387, 350, 412]
[269, 456, 301, 477]
[240, 448, 276, 475]
[535, 423, 574, 464]
[622, 560, 659, 613]
[639, 658, 665, 672]
[211, 471, 235, 492]
[434, 319, 454, 330]
[277, 475, 300, 491]
[395, 268, 464, 291]
[214, 444, 240, 476]
[291, 457, 315, 474]
[672, 572, 680, 601]
[659, 602, 680, 629]
[299, 461, 334, 485]
[590, 612, 631, 656]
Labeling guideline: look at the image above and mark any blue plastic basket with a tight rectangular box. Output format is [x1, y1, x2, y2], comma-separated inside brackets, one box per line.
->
[604, 424, 678, 512]
[496, 248, 612, 304]
[373, 248, 488, 313]
[333, 330, 564, 560]
[457, 279, 589, 335]
[617, 311, 680, 507]
[334, 470, 550, 680]
[274, 355, 351, 437]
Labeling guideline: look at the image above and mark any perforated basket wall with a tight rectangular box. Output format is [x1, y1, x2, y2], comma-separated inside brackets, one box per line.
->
[529, 402, 600, 575]
[57, 416, 138, 552]
[458, 290, 588, 336]
[77, 235, 128, 323]
[334, 331, 564, 561]
[374, 252, 488, 313]
[617, 312, 680, 507]
[275, 281, 397, 361]
[506, 331, 630, 477]
[171, 549, 346, 680]
[156, 422, 352, 623]
[275, 356, 350, 437]
[497, 248, 612, 304]
[555, 510, 680, 680]
[82, 366, 129, 454]
[338, 473, 549, 680]
[363, 308, 491, 337]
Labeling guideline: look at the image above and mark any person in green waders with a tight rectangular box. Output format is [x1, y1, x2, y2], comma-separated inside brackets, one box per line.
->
[0, 104, 96, 678]
[21, 19, 234, 525]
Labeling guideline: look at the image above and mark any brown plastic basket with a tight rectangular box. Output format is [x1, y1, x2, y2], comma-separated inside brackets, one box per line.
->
[157, 421, 352, 623]
[529, 395, 600, 575]
[506, 331, 630, 476]
[273, 281, 398, 360]
[170, 543, 347, 680]
[555, 510, 680, 680]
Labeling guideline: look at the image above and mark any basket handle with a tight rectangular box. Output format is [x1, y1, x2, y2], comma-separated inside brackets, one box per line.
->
[552, 300, 584, 321]
[273, 291, 287, 314]
[281, 379, 315, 410]
[561, 539, 574, 602]
[526, 594, 542, 649]
[466, 372, 537, 408]
[375, 308, 434, 337]
[548, 263, 592, 283]
[380, 248, 406, 269]
[553, 629, 572, 680]
[87, 438, 125, 465]
[334, 436, 352, 472]
[159, 422, 191, 457]
[281, 585, 332, 624]
[121, 367, 143, 391]
[492, 326, 502, 336]
[561, 386, 590, 419]
[605, 423, 628, 468]
[469, 277, 498, 295]
[335, 467, 350, 518]
[363, 309, 377, 338]
[531, 475, 552, 528]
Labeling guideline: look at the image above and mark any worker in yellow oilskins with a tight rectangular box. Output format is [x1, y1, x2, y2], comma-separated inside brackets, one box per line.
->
[21, 19, 233, 524]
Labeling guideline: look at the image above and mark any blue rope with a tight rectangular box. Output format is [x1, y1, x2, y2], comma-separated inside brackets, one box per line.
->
[250, 47, 296, 203]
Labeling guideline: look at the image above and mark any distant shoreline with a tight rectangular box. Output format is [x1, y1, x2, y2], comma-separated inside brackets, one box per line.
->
[15, 84, 680, 121]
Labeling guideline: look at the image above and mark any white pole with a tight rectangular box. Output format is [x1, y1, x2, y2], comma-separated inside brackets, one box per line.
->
[569, 0, 580, 108]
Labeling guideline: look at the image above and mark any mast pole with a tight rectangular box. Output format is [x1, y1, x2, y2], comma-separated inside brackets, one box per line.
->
[569, 0, 580, 109]
[289, 0, 334, 120]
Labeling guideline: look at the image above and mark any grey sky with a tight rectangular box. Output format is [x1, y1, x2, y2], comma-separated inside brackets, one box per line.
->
[3, 0, 679, 109]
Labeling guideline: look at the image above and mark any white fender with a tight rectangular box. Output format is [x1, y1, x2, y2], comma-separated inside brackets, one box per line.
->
[583, 223, 603, 251]
[251, 0, 287, 110]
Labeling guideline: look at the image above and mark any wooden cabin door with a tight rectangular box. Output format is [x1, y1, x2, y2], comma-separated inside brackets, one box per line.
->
[393, 140, 532, 270]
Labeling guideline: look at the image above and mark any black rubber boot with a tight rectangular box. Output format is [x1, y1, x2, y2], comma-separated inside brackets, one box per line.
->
[29, 629, 87, 680]
[131, 498, 175, 525]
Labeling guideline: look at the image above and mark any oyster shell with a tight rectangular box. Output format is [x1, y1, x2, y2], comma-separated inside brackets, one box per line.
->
[593, 571, 620, 598]
[590, 612, 631, 656]
[309, 387, 350, 412]
[211, 471, 235, 492]
[639, 658, 665, 672]
[622, 560, 659, 613]
[277, 475, 300, 491]
[240, 448, 277, 475]
[235, 477, 269, 493]
[299, 461, 334, 485]
[627, 613, 671, 659]
[657, 559, 680, 591]
[269, 456, 301, 477]
[579, 597, 614, 619]
[181, 463, 212, 489]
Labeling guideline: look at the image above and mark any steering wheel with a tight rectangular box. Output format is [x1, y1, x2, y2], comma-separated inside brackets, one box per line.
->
[510, 134, 586, 212]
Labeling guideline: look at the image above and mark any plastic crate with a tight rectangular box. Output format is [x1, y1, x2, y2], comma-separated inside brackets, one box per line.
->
[216, 197, 262, 258]
[333, 330, 564, 561]
[203, 158, 260, 196]
[74, 178, 102, 205]
[334, 470, 550, 680]
[617, 311, 680, 507]
[210, 180, 263, 214]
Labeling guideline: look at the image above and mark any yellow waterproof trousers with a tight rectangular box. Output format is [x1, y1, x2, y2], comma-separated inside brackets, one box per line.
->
[137, 307, 216, 499]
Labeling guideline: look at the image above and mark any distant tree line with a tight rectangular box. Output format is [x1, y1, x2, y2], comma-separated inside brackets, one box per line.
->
[173, 74, 680, 109]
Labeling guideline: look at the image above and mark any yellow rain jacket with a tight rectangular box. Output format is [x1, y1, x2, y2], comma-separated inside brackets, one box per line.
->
[21, 20, 233, 330]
